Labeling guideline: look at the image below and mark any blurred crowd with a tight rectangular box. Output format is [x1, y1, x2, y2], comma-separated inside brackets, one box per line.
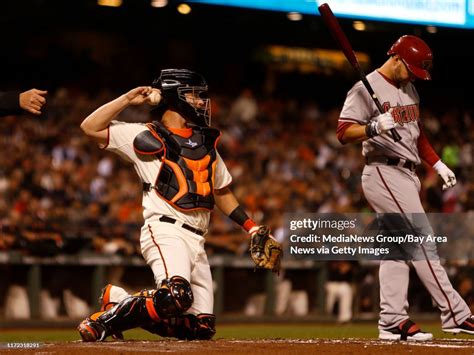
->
[1, 85, 473, 253]
[0, 84, 473, 314]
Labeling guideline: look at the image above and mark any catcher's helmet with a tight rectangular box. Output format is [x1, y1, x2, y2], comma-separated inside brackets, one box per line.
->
[387, 35, 433, 80]
[152, 69, 211, 126]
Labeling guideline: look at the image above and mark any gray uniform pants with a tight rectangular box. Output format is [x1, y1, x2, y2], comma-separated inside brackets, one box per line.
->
[362, 164, 470, 329]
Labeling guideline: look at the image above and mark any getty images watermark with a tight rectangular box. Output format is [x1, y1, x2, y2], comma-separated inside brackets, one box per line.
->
[284, 213, 473, 261]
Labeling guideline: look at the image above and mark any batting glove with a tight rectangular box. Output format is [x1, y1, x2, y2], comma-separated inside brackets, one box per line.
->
[433, 160, 457, 190]
[366, 111, 395, 138]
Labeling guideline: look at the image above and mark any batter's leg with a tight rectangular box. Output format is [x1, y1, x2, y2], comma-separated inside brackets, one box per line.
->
[412, 259, 471, 329]
[362, 165, 419, 331]
[364, 165, 471, 334]
[378, 260, 410, 329]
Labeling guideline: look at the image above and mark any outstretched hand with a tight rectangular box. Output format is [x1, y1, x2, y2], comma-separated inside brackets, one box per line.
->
[19, 88, 47, 115]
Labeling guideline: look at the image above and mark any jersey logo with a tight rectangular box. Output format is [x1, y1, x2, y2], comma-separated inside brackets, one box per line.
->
[185, 139, 198, 148]
[382, 102, 419, 126]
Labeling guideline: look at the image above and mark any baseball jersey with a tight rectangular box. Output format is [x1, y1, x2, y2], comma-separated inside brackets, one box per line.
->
[104, 120, 233, 231]
[339, 70, 421, 164]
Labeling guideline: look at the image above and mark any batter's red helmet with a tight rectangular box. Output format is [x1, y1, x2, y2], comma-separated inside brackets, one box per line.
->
[387, 35, 433, 80]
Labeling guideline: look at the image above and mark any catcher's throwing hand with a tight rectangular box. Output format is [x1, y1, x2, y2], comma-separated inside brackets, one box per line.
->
[124, 86, 155, 106]
[249, 225, 282, 273]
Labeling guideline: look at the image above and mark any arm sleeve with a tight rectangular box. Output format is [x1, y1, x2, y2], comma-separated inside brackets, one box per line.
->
[104, 121, 148, 163]
[417, 121, 440, 166]
[339, 82, 374, 125]
[214, 152, 233, 190]
[336, 121, 355, 145]
[0, 91, 22, 117]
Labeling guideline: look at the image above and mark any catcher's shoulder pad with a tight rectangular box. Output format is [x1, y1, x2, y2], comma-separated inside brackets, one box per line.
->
[133, 126, 164, 155]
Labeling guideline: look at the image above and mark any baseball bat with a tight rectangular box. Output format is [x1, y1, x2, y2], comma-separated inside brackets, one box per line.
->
[317, 3, 402, 142]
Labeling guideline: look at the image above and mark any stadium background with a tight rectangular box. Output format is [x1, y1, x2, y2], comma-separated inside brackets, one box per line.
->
[0, 0, 473, 347]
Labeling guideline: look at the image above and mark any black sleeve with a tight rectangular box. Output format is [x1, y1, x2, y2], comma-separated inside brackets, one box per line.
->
[0, 90, 22, 117]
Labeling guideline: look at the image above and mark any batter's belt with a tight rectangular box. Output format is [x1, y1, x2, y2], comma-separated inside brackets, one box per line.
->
[365, 156, 417, 172]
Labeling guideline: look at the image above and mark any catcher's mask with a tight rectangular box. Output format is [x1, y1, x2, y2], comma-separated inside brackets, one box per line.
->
[152, 69, 211, 127]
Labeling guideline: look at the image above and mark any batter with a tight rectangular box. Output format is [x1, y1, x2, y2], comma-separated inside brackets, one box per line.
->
[337, 35, 473, 340]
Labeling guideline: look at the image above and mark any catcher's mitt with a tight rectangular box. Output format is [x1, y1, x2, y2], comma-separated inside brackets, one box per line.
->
[249, 225, 282, 273]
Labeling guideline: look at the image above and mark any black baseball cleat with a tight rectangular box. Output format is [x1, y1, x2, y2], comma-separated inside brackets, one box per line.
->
[443, 315, 474, 335]
[379, 319, 433, 341]
[78, 316, 108, 342]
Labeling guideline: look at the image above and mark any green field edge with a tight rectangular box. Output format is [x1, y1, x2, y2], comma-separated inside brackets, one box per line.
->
[0, 323, 472, 342]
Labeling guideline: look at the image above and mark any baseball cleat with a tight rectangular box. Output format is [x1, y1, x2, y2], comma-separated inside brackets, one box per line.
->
[78, 317, 107, 342]
[379, 319, 433, 341]
[442, 315, 474, 335]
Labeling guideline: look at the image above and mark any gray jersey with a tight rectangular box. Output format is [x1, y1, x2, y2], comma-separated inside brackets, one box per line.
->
[339, 70, 421, 164]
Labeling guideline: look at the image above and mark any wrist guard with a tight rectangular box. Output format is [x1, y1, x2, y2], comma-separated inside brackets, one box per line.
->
[365, 121, 379, 138]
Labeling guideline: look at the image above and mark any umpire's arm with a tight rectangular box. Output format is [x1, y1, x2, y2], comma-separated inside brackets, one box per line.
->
[0, 91, 22, 117]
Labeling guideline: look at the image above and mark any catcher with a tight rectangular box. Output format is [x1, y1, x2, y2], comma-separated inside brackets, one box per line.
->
[78, 69, 282, 341]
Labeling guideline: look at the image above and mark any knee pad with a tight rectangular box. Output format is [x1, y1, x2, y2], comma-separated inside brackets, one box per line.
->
[154, 275, 193, 318]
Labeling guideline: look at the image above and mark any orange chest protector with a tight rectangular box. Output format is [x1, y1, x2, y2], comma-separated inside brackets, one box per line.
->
[133, 122, 221, 211]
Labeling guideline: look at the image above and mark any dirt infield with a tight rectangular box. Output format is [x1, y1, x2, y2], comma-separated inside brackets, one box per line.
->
[2, 338, 473, 354]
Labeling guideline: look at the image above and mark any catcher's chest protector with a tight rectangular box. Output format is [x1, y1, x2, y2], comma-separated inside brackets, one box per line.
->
[147, 122, 221, 211]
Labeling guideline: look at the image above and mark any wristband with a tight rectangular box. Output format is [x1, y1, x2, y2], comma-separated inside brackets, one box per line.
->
[365, 121, 379, 138]
[229, 206, 256, 232]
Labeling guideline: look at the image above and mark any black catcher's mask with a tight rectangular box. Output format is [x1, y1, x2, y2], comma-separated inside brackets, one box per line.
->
[152, 69, 211, 127]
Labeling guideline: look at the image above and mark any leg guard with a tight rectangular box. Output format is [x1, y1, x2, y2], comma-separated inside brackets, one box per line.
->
[176, 313, 216, 340]
[78, 275, 193, 342]
[144, 313, 216, 340]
